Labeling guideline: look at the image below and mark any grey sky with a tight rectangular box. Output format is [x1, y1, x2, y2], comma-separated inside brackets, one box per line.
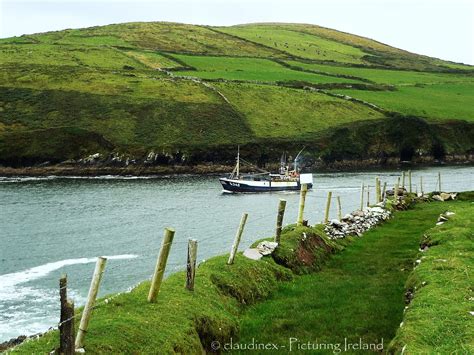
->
[1, 0, 473, 65]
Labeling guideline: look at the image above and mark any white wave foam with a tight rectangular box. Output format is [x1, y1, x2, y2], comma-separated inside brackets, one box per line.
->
[0, 175, 158, 183]
[0, 254, 138, 288]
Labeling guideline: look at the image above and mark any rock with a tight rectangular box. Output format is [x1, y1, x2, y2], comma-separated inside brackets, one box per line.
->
[342, 214, 353, 222]
[145, 151, 157, 164]
[433, 192, 457, 202]
[437, 215, 448, 222]
[329, 219, 343, 226]
[257, 241, 278, 256]
[436, 221, 444, 226]
[243, 248, 263, 260]
[369, 207, 385, 214]
[83, 153, 101, 164]
[325, 204, 391, 240]
[0, 335, 27, 352]
[445, 211, 455, 216]
[439, 192, 452, 201]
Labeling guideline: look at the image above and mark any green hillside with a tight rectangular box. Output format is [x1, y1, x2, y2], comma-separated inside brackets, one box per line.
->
[0, 22, 473, 168]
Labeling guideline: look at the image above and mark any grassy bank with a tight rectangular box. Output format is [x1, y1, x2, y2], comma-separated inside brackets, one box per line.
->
[11, 195, 473, 353]
[235, 200, 450, 353]
[11, 226, 337, 353]
[389, 196, 474, 353]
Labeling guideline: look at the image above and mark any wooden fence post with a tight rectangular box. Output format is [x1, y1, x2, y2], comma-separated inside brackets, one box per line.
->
[296, 184, 308, 226]
[274, 199, 287, 244]
[401, 171, 405, 190]
[228, 213, 248, 265]
[366, 186, 370, 207]
[75, 257, 107, 350]
[376, 177, 381, 203]
[336, 196, 342, 221]
[420, 176, 424, 196]
[324, 191, 332, 223]
[438, 172, 442, 192]
[59, 275, 75, 355]
[360, 182, 365, 210]
[408, 170, 412, 193]
[394, 177, 400, 200]
[186, 239, 198, 291]
[148, 228, 175, 303]
[382, 182, 387, 201]
[59, 274, 67, 331]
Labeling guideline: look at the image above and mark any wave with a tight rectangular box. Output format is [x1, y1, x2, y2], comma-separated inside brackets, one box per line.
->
[0, 175, 160, 183]
[0, 254, 138, 288]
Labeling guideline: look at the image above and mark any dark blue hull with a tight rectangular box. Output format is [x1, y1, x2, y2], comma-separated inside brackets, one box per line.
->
[220, 178, 313, 193]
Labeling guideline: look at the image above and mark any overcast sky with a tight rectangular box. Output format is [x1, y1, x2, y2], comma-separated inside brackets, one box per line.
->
[1, 0, 473, 65]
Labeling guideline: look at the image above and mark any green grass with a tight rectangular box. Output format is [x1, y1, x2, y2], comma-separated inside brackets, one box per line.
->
[22, 22, 280, 57]
[0, 43, 147, 70]
[0, 63, 216, 101]
[389, 199, 474, 353]
[217, 25, 367, 63]
[235, 202, 456, 354]
[10, 199, 473, 353]
[123, 50, 182, 69]
[173, 54, 362, 84]
[12, 255, 293, 354]
[0, 83, 252, 163]
[332, 83, 474, 121]
[0, 21, 473, 166]
[213, 83, 384, 138]
[219, 23, 474, 71]
[286, 60, 474, 85]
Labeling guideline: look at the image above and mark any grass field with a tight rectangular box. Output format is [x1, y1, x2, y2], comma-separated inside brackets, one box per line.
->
[213, 83, 384, 138]
[286, 60, 474, 85]
[332, 83, 474, 121]
[0, 21, 473, 166]
[236, 201, 465, 354]
[173, 54, 362, 84]
[16, 22, 280, 57]
[216, 25, 367, 63]
[0, 43, 147, 70]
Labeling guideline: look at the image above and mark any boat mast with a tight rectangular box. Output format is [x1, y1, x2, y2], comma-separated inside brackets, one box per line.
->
[236, 145, 240, 178]
[280, 153, 286, 175]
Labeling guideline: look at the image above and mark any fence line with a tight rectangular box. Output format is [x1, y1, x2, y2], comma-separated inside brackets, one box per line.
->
[25, 171, 453, 352]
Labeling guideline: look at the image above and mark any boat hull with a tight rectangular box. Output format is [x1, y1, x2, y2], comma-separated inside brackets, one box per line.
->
[220, 178, 312, 193]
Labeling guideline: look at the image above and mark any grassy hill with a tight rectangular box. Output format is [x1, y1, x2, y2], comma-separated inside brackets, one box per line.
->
[0, 22, 473, 169]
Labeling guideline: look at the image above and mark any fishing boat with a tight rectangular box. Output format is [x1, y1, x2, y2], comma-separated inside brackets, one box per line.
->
[219, 148, 313, 193]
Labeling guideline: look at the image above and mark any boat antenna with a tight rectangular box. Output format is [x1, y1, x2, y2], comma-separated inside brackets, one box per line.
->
[280, 152, 286, 175]
[294, 146, 306, 172]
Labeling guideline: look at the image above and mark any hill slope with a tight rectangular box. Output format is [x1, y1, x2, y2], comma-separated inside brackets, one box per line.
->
[0, 22, 473, 170]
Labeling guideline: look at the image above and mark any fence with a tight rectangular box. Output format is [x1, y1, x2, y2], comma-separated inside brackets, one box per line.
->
[50, 170, 444, 353]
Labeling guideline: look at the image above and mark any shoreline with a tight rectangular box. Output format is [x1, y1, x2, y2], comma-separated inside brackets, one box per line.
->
[1, 160, 473, 178]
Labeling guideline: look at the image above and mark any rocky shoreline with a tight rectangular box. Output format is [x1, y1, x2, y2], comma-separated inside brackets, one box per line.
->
[0, 157, 472, 177]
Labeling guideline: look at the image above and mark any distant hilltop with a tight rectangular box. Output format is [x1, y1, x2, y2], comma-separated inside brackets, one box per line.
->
[0, 22, 473, 173]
